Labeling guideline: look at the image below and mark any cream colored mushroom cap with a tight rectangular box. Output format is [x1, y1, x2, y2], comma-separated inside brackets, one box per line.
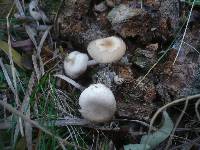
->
[64, 51, 88, 79]
[87, 36, 126, 63]
[79, 84, 116, 123]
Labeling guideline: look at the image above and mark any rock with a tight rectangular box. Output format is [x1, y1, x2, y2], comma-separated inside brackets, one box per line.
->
[94, 1, 108, 12]
[132, 43, 158, 70]
[107, 4, 145, 24]
[106, 0, 121, 7]
[107, 2, 160, 44]
[114, 75, 124, 85]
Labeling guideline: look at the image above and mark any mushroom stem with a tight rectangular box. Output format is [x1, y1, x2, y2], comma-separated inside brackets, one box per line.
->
[54, 74, 85, 91]
[87, 60, 98, 66]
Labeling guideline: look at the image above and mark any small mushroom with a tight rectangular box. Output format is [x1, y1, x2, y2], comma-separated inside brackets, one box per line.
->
[79, 83, 116, 123]
[87, 36, 126, 63]
[64, 51, 89, 79]
[29, 0, 49, 23]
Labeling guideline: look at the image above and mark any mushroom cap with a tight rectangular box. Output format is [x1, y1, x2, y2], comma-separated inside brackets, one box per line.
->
[29, 0, 49, 22]
[87, 36, 126, 63]
[64, 51, 89, 79]
[79, 83, 116, 123]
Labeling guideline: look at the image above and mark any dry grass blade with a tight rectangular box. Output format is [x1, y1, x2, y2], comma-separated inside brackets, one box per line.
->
[36, 26, 52, 76]
[14, 0, 25, 16]
[37, 26, 52, 55]
[3, 94, 7, 119]
[54, 74, 85, 90]
[165, 98, 189, 150]
[173, 0, 195, 65]
[22, 72, 36, 150]
[6, 2, 24, 137]
[13, 121, 20, 146]
[24, 121, 32, 150]
[0, 58, 15, 93]
[32, 54, 41, 80]
[195, 99, 200, 121]
[183, 41, 200, 54]
[0, 58, 23, 145]
[24, 25, 37, 48]
[38, 56, 45, 76]
[0, 100, 87, 150]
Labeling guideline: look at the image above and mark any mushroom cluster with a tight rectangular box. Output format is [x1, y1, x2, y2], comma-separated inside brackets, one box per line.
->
[62, 36, 126, 123]
[64, 36, 126, 79]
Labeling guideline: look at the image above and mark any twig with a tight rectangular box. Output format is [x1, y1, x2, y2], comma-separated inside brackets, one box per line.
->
[165, 98, 189, 150]
[148, 94, 200, 138]
[54, 74, 85, 91]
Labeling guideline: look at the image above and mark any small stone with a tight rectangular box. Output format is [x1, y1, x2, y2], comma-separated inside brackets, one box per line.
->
[114, 75, 124, 85]
[107, 4, 145, 24]
[92, 65, 116, 89]
[94, 1, 108, 13]
[132, 44, 158, 70]
[106, 0, 121, 7]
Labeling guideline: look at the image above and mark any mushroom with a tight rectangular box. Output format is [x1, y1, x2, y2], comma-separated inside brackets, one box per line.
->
[64, 36, 126, 78]
[79, 83, 116, 123]
[87, 36, 126, 63]
[29, 0, 49, 24]
[64, 51, 89, 79]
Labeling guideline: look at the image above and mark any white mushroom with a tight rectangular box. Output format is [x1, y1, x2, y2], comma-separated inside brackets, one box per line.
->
[87, 36, 126, 63]
[64, 51, 89, 79]
[29, 0, 49, 23]
[79, 84, 116, 123]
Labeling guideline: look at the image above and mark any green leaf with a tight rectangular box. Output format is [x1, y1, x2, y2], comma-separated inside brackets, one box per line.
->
[140, 111, 174, 150]
[0, 40, 24, 69]
[124, 144, 150, 150]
